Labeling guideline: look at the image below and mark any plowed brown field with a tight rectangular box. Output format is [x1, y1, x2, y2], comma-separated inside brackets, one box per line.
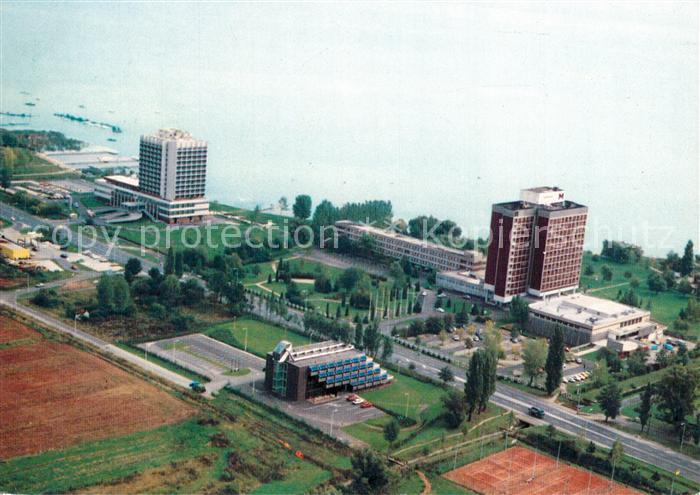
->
[0, 315, 194, 459]
[443, 446, 642, 495]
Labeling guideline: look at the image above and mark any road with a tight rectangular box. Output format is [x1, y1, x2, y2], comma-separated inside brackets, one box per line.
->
[387, 343, 700, 482]
[1, 201, 161, 272]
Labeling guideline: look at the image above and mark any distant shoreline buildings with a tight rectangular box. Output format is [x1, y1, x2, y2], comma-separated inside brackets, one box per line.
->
[95, 129, 209, 224]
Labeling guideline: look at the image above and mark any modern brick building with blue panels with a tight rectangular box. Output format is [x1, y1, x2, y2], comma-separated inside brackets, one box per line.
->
[264, 340, 392, 401]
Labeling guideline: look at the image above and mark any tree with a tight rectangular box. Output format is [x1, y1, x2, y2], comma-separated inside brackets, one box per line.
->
[681, 240, 694, 276]
[96, 274, 115, 314]
[439, 366, 454, 386]
[586, 441, 596, 454]
[383, 419, 400, 451]
[544, 325, 565, 395]
[164, 246, 175, 275]
[598, 382, 622, 422]
[380, 336, 393, 360]
[465, 350, 487, 421]
[647, 272, 667, 293]
[601, 264, 613, 281]
[349, 449, 390, 495]
[0, 162, 12, 188]
[174, 250, 184, 277]
[292, 194, 312, 220]
[442, 389, 466, 428]
[482, 322, 503, 359]
[584, 265, 594, 276]
[159, 275, 181, 307]
[637, 382, 654, 433]
[509, 296, 529, 327]
[656, 365, 700, 438]
[609, 440, 624, 467]
[522, 339, 548, 386]
[124, 257, 142, 284]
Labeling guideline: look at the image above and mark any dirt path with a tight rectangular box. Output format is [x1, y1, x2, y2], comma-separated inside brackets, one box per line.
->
[416, 470, 432, 495]
[393, 412, 508, 457]
[587, 282, 629, 293]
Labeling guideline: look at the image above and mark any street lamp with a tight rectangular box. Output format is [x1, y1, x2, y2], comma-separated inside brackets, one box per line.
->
[329, 408, 337, 437]
[680, 422, 687, 453]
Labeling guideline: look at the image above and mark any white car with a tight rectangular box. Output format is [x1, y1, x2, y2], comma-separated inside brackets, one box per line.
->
[352, 398, 365, 405]
[436, 308, 445, 313]
[452, 335, 460, 341]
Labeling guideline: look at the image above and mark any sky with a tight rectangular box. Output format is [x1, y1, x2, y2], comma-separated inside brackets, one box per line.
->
[1, 1, 698, 254]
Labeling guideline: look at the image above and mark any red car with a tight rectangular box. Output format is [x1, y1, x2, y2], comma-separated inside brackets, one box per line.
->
[360, 402, 373, 409]
[346, 394, 359, 402]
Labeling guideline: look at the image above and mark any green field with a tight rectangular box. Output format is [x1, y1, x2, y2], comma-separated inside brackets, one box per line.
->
[205, 317, 313, 358]
[358, 372, 446, 422]
[4, 148, 65, 176]
[0, 419, 217, 493]
[580, 252, 699, 338]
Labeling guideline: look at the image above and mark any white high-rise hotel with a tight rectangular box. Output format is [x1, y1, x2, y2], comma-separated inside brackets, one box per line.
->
[95, 129, 210, 224]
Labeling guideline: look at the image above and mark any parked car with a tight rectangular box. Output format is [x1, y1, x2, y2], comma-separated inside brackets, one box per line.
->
[452, 335, 460, 341]
[360, 402, 373, 409]
[60, 253, 69, 259]
[352, 398, 365, 405]
[436, 308, 445, 313]
[528, 406, 545, 419]
[189, 381, 206, 393]
[575, 357, 583, 364]
[34, 283, 45, 288]
[346, 394, 359, 402]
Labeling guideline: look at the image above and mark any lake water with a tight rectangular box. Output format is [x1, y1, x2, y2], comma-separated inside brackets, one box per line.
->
[1, 2, 697, 255]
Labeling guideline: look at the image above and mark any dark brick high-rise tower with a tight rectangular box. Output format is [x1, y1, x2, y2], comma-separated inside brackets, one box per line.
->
[484, 187, 587, 303]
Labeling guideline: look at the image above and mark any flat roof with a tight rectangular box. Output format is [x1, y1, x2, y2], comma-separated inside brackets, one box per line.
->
[438, 270, 484, 284]
[105, 175, 139, 187]
[494, 200, 586, 212]
[529, 294, 648, 328]
[335, 220, 477, 257]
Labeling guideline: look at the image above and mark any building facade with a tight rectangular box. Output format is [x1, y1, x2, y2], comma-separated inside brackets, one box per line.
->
[436, 270, 488, 299]
[484, 187, 587, 303]
[93, 129, 209, 224]
[334, 220, 486, 273]
[528, 293, 664, 346]
[265, 340, 392, 401]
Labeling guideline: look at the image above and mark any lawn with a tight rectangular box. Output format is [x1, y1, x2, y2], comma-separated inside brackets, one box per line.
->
[73, 192, 108, 209]
[359, 373, 447, 422]
[580, 252, 699, 338]
[205, 316, 313, 358]
[248, 256, 420, 320]
[344, 401, 509, 460]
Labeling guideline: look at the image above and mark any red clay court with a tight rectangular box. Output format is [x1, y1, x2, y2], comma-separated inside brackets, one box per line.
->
[443, 446, 642, 495]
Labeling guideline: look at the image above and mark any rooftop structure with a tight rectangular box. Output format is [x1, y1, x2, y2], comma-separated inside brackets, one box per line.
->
[265, 340, 392, 401]
[528, 293, 664, 345]
[335, 220, 486, 273]
[436, 270, 488, 299]
[484, 187, 587, 303]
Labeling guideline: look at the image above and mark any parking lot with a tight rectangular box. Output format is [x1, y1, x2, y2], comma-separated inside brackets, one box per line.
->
[139, 333, 264, 385]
